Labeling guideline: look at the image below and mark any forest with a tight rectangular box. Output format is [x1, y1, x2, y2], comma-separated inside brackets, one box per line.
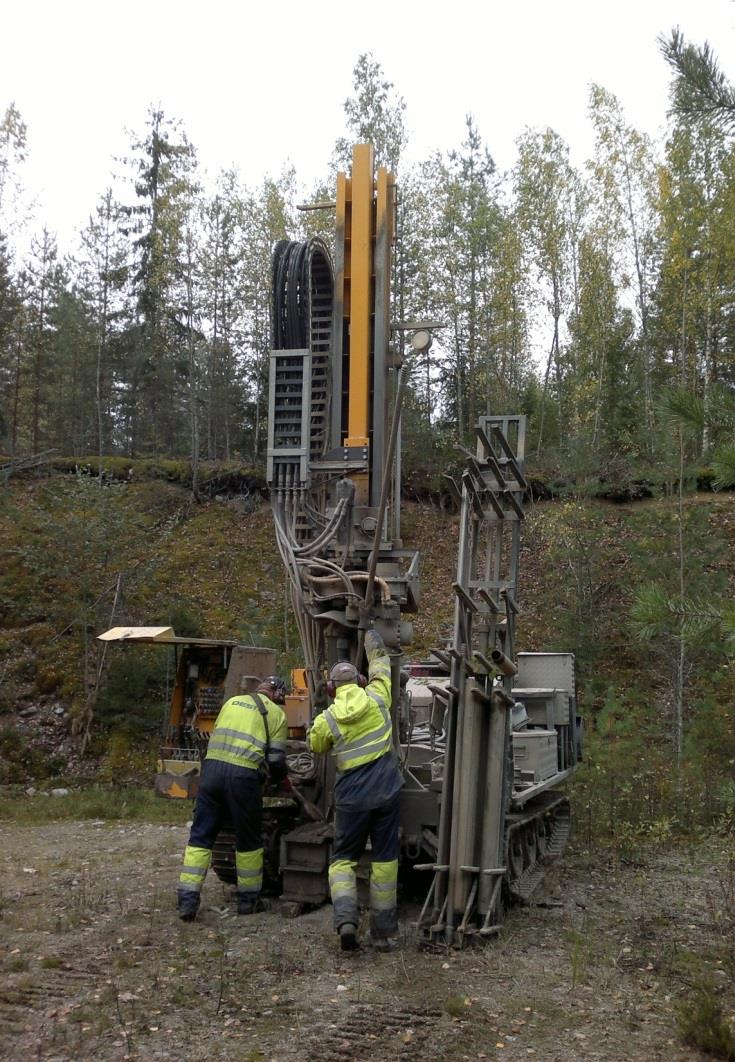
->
[0, 37, 733, 479]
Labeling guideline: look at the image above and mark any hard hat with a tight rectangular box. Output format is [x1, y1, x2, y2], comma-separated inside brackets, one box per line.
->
[329, 661, 359, 687]
[259, 675, 286, 704]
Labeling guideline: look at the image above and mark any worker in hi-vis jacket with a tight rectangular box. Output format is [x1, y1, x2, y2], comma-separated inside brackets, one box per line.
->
[308, 628, 403, 951]
[177, 675, 288, 921]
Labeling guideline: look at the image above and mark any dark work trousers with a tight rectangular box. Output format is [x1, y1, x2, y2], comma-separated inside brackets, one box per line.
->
[189, 759, 262, 861]
[329, 791, 401, 934]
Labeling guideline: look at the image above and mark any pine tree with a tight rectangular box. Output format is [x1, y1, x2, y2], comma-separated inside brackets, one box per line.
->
[22, 228, 63, 454]
[119, 108, 198, 456]
[660, 29, 735, 129]
[198, 170, 247, 461]
[77, 189, 131, 464]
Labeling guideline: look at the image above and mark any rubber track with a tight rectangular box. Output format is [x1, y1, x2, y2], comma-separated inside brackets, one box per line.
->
[505, 797, 571, 903]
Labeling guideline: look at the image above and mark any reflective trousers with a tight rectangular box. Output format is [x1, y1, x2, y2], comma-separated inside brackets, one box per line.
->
[328, 790, 400, 938]
[178, 758, 264, 901]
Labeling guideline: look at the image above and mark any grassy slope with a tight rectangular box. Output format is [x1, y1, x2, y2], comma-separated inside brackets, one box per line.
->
[1, 474, 734, 835]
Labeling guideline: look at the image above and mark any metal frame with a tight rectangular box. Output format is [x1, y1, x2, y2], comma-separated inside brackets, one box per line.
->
[421, 416, 528, 945]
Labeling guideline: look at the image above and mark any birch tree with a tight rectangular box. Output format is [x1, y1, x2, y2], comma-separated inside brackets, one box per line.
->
[588, 86, 660, 440]
[514, 127, 578, 455]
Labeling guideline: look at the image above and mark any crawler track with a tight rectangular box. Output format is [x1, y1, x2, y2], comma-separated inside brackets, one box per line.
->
[505, 794, 571, 903]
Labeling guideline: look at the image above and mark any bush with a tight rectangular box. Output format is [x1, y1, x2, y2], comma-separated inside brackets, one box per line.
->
[98, 731, 157, 785]
[0, 726, 61, 783]
[678, 982, 735, 1059]
[94, 648, 170, 731]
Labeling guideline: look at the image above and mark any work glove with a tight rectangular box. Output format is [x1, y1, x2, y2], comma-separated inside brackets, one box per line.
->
[364, 628, 385, 657]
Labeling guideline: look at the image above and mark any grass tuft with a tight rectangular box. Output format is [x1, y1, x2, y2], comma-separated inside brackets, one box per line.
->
[0, 786, 192, 825]
[678, 981, 735, 1059]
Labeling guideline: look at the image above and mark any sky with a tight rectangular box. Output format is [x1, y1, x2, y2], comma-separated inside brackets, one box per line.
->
[2, 0, 735, 253]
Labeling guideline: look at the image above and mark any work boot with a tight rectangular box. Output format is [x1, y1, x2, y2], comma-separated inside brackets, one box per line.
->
[370, 935, 399, 953]
[176, 888, 200, 922]
[339, 923, 358, 951]
[237, 894, 269, 915]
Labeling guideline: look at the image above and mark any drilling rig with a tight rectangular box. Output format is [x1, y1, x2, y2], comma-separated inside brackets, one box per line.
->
[266, 143, 582, 942]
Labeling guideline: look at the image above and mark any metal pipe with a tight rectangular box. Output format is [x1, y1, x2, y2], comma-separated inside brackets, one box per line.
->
[491, 649, 518, 677]
[356, 360, 410, 666]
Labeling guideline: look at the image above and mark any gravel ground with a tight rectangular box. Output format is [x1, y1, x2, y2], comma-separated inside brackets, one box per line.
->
[0, 819, 732, 1061]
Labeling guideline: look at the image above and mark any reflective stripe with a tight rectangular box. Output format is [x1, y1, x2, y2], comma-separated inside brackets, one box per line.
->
[270, 740, 287, 751]
[206, 739, 261, 763]
[328, 872, 355, 886]
[324, 712, 341, 740]
[212, 727, 266, 749]
[236, 849, 263, 892]
[343, 721, 391, 754]
[331, 879, 356, 896]
[181, 864, 207, 878]
[206, 694, 287, 770]
[329, 860, 357, 901]
[323, 707, 392, 772]
[370, 859, 398, 910]
[367, 689, 387, 711]
[237, 872, 262, 890]
[179, 845, 211, 891]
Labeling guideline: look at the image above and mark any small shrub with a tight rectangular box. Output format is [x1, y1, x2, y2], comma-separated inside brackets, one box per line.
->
[0, 726, 55, 783]
[444, 996, 471, 1018]
[98, 731, 157, 785]
[678, 982, 735, 1059]
[36, 667, 62, 695]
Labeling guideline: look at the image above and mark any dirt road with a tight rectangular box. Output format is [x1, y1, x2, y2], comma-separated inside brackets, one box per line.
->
[0, 818, 731, 1060]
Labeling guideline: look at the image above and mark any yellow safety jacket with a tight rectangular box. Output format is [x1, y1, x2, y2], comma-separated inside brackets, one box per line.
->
[308, 634, 393, 773]
[206, 692, 287, 772]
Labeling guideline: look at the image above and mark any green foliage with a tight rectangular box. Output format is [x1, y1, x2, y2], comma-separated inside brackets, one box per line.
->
[97, 731, 157, 785]
[575, 686, 674, 849]
[334, 53, 407, 174]
[94, 648, 170, 732]
[0, 785, 191, 824]
[443, 996, 471, 1018]
[713, 444, 735, 491]
[660, 29, 735, 129]
[677, 981, 735, 1059]
[0, 726, 63, 783]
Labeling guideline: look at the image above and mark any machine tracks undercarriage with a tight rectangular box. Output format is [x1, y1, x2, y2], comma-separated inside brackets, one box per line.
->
[505, 794, 571, 903]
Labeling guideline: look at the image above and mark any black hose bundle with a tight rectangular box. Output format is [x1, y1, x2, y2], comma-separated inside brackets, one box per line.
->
[271, 238, 333, 350]
[272, 240, 310, 349]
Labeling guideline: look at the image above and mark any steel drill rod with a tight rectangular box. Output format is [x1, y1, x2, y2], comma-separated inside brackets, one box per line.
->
[357, 360, 409, 666]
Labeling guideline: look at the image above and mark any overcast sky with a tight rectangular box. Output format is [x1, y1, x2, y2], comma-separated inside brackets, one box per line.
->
[2, 0, 735, 252]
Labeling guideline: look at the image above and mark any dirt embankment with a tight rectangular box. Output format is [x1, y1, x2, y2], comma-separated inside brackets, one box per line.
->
[1, 818, 731, 1061]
